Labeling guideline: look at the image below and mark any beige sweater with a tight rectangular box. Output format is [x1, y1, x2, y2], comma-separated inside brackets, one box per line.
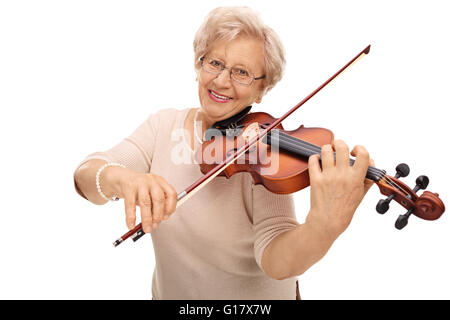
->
[75, 108, 300, 299]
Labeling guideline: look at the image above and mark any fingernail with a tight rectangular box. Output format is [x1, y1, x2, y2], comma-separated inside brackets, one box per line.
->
[163, 215, 169, 220]
[152, 222, 158, 229]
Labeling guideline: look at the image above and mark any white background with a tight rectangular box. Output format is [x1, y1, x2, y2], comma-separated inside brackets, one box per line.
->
[0, 0, 449, 299]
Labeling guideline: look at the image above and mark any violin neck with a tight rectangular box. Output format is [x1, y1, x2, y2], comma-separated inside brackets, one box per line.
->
[265, 129, 386, 182]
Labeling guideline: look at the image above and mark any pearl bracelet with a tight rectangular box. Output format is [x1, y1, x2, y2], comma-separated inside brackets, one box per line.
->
[95, 162, 126, 202]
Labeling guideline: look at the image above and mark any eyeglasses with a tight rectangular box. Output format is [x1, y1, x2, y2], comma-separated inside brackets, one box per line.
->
[200, 56, 265, 86]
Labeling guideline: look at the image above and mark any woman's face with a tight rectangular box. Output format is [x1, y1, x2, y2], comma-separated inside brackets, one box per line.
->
[197, 35, 265, 124]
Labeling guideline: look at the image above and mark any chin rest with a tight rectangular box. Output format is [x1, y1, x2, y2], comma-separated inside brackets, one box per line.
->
[205, 105, 252, 141]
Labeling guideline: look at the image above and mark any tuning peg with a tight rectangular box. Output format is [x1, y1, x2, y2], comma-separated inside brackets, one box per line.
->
[376, 163, 410, 214]
[395, 209, 414, 230]
[395, 163, 410, 178]
[376, 194, 395, 214]
[413, 175, 429, 192]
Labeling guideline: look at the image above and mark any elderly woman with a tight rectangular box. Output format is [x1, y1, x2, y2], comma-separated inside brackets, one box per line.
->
[74, 7, 373, 299]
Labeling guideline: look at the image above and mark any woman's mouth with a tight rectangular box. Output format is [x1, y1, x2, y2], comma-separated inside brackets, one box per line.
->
[208, 90, 233, 103]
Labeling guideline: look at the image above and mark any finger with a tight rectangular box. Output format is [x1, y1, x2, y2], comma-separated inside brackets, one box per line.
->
[333, 140, 350, 169]
[308, 154, 322, 184]
[363, 158, 376, 194]
[320, 144, 334, 170]
[123, 187, 137, 230]
[157, 177, 178, 220]
[137, 186, 153, 233]
[350, 145, 370, 178]
[149, 184, 165, 226]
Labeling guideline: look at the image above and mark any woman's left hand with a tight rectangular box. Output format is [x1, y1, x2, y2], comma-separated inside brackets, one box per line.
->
[306, 140, 375, 240]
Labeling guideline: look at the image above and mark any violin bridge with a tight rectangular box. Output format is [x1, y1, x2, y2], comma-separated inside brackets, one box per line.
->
[242, 122, 261, 145]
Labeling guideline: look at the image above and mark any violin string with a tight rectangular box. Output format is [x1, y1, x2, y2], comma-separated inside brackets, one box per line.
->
[268, 129, 385, 180]
[273, 130, 408, 192]
[380, 175, 410, 197]
[272, 130, 414, 197]
[279, 132, 385, 180]
[377, 175, 410, 198]
[270, 129, 411, 196]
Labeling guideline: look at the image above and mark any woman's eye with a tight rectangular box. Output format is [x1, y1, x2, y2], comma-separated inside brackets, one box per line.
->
[236, 68, 249, 76]
[210, 60, 222, 67]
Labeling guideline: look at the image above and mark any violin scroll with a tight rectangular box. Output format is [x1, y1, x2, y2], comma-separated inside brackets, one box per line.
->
[375, 164, 445, 229]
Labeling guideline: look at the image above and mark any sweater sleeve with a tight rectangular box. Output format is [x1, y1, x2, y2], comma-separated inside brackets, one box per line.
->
[73, 112, 161, 198]
[251, 182, 300, 272]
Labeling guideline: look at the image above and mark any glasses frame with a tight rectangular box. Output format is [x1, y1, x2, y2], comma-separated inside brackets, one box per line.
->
[200, 56, 265, 86]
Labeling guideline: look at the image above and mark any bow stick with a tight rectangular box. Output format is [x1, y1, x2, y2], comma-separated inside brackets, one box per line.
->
[113, 44, 371, 247]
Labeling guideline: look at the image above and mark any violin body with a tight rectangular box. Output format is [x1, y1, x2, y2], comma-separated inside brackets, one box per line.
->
[196, 111, 334, 194]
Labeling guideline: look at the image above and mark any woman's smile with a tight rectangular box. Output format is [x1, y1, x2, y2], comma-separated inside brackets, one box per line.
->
[208, 89, 233, 103]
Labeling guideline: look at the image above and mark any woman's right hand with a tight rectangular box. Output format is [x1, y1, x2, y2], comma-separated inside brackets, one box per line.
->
[104, 167, 178, 233]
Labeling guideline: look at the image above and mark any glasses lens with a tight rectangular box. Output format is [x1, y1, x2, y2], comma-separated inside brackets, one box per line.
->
[231, 67, 252, 85]
[203, 58, 223, 74]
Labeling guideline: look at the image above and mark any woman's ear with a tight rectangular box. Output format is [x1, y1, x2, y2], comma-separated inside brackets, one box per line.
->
[255, 89, 265, 104]
[255, 86, 266, 104]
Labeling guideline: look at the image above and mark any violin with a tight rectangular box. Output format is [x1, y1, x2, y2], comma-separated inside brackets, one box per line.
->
[113, 45, 445, 247]
[197, 111, 445, 229]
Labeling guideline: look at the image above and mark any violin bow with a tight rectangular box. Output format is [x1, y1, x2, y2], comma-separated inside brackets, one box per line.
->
[113, 45, 371, 247]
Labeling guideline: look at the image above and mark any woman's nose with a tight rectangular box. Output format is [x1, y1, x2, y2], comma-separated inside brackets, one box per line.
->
[213, 69, 232, 88]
